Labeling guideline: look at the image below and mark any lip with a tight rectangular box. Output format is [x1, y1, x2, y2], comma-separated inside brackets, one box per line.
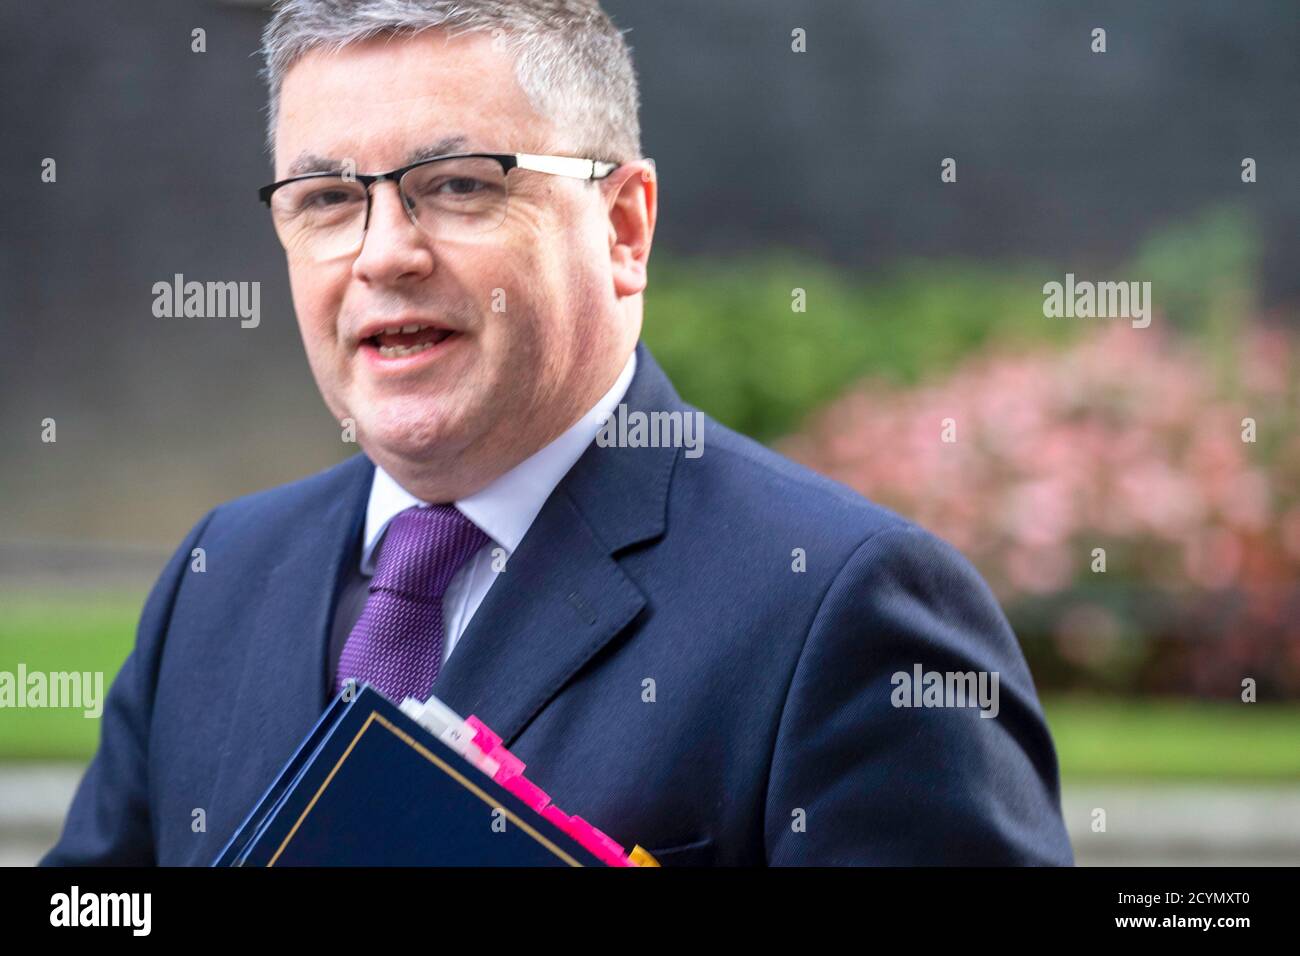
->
[353, 317, 458, 346]
[358, 329, 463, 373]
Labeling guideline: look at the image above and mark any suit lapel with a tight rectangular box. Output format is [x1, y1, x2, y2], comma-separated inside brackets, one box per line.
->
[208, 452, 373, 844]
[428, 485, 648, 747]
[432, 341, 685, 746]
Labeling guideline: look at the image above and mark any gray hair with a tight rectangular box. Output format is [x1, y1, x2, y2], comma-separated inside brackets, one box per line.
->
[260, 0, 643, 162]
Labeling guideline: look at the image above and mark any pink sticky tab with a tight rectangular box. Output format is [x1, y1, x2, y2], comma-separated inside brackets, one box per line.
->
[463, 715, 633, 867]
[488, 745, 526, 780]
[567, 815, 629, 865]
[501, 774, 551, 812]
[463, 715, 527, 782]
[548, 813, 615, 865]
[541, 804, 571, 830]
[465, 715, 501, 751]
[588, 824, 627, 858]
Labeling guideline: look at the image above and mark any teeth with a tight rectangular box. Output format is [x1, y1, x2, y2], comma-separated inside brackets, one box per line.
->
[372, 323, 441, 336]
[377, 341, 436, 358]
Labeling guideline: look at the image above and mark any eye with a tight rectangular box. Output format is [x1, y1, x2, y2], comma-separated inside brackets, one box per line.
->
[433, 176, 489, 197]
[301, 186, 361, 208]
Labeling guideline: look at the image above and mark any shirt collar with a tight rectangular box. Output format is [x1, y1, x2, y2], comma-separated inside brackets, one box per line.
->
[360, 348, 638, 573]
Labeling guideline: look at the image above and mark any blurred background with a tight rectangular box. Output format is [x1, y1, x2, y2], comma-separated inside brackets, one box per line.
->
[2, 0, 1298, 865]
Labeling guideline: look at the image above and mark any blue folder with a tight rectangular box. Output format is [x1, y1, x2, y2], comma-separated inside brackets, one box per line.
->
[212, 684, 606, 866]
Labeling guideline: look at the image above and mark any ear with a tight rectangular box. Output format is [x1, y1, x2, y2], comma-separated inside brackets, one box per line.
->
[604, 159, 657, 298]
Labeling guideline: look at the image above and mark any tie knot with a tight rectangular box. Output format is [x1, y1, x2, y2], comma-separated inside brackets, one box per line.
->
[370, 504, 489, 602]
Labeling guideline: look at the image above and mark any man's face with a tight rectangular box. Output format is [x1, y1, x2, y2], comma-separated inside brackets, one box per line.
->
[274, 31, 637, 488]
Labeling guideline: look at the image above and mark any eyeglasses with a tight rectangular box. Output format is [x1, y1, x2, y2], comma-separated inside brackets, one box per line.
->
[258, 152, 620, 262]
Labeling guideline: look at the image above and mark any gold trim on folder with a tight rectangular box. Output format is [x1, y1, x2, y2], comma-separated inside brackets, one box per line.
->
[268, 710, 585, 866]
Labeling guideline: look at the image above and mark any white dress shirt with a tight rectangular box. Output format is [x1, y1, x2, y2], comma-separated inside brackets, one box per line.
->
[328, 348, 637, 679]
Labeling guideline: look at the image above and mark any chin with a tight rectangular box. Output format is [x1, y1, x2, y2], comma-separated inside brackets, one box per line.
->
[357, 402, 469, 463]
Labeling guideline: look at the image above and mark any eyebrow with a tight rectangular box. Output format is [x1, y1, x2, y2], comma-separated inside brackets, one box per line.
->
[403, 135, 471, 165]
[285, 135, 473, 177]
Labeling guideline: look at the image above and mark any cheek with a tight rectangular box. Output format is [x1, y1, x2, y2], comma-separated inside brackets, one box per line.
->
[472, 248, 552, 348]
[289, 265, 343, 344]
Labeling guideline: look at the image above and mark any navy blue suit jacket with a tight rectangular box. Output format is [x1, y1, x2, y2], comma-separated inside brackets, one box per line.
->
[42, 341, 1074, 866]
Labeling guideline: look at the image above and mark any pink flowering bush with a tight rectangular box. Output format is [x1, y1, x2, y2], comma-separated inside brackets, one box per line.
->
[780, 323, 1300, 697]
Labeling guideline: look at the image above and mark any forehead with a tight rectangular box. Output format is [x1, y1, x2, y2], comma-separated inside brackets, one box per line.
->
[274, 29, 554, 176]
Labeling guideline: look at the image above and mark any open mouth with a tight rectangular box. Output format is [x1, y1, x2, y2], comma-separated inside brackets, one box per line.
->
[362, 324, 457, 359]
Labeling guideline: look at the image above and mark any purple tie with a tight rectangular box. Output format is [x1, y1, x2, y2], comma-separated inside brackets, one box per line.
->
[335, 504, 489, 703]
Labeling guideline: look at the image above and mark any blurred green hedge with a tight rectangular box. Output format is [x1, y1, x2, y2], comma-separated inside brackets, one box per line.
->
[643, 251, 1072, 442]
[642, 204, 1259, 443]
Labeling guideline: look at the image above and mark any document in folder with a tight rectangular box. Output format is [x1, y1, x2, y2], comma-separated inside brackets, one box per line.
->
[213, 683, 658, 867]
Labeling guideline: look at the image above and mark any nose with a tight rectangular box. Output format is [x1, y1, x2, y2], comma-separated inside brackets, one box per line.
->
[351, 179, 436, 285]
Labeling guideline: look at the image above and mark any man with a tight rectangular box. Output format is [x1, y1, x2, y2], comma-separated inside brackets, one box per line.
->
[43, 0, 1073, 866]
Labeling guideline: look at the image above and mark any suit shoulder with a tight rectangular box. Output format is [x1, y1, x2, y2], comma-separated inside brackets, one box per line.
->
[204, 453, 372, 531]
[683, 413, 916, 545]
[703, 423, 998, 612]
